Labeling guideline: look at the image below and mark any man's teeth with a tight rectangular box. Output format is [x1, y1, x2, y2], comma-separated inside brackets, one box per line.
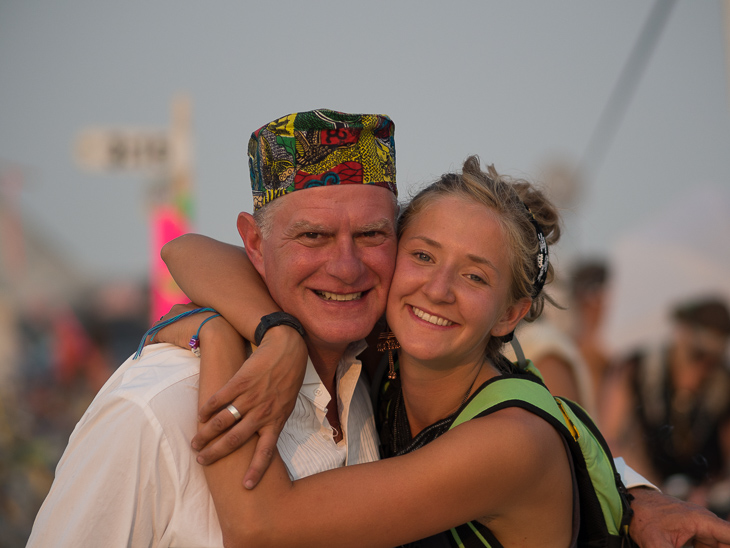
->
[317, 291, 363, 302]
[412, 306, 453, 326]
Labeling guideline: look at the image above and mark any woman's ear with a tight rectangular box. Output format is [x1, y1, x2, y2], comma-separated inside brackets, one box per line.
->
[237, 212, 266, 278]
[490, 297, 532, 338]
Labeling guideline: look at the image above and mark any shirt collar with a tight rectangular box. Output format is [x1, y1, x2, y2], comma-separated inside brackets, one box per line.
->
[301, 340, 367, 407]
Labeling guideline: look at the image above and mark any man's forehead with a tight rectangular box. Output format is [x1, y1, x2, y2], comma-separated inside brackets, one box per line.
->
[272, 185, 398, 225]
[286, 216, 395, 233]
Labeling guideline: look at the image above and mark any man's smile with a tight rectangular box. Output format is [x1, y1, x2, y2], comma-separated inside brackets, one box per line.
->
[315, 290, 365, 302]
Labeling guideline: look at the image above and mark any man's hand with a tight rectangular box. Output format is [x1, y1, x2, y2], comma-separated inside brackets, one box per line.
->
[192, 325, 308, 489]
[629, 487, 730, 548]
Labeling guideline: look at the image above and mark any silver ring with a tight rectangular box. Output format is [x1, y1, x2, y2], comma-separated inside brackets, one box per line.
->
[226, 404, 242, 422]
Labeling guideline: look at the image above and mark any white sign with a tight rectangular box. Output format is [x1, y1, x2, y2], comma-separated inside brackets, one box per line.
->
[75, 128, 169, 172]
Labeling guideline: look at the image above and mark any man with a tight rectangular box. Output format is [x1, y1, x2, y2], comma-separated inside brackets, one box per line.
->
[27, 109, 397, 547]
[28, 109, 730, 548]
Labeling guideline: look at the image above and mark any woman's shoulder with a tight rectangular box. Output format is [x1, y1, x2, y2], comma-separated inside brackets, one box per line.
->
[444, 374, 573, 491]
[435, 396, 574, 546]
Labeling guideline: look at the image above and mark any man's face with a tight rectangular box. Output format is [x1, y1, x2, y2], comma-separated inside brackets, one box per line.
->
[255, 185, 398, 354]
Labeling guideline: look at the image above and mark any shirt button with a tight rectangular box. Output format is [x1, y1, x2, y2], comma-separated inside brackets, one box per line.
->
[314, 388, 322, 396]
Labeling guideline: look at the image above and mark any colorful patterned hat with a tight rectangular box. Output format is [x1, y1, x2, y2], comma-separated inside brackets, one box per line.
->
[248, 109, 397, 210]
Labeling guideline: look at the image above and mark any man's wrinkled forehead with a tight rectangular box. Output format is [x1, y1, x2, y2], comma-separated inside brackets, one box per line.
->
[270, 183, 398, 227]
[284, 215, 396, 237]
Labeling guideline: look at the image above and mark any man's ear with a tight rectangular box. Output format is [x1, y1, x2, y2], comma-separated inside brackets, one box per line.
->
[490, 297, 532, 338]
[237, 212, 266, 278]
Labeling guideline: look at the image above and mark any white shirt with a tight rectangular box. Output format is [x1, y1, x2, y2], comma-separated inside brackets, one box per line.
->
[27, 341, 379, 548]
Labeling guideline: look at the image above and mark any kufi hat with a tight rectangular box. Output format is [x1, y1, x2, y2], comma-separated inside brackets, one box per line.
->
[248, 109, 397, 210]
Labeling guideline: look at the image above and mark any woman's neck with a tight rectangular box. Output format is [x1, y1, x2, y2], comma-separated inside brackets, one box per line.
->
[398, 353, 499, 436]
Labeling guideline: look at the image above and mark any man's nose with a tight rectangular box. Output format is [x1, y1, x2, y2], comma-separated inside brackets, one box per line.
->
[325, 237, 366, 284]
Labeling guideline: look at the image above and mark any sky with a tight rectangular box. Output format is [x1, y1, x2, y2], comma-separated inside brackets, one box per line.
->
[2, 0, 730, 288]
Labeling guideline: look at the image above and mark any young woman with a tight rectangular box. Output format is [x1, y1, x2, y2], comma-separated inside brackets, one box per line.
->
[154, 156, 580, 547]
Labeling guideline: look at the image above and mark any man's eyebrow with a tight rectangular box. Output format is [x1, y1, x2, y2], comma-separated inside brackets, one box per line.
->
[357, 218, 395, 233]
[410, 235, 498, 272]
[287, 220, 329, 233]
[285, 218, 394, 235]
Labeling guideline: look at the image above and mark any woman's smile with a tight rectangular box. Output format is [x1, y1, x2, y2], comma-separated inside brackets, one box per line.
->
[409, 305, 455, 327]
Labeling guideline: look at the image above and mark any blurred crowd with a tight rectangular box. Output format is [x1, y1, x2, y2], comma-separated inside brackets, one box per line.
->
[2, 256, 730, 547]
[507, 259, 730, 519]
[0, 283, 149, 548]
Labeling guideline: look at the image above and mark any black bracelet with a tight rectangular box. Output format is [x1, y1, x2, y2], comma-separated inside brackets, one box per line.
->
[254, 312, 306, 346]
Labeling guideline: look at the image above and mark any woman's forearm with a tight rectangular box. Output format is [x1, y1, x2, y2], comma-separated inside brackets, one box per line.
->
[162, 234, 308, 475]
[200, 396, 566, 547]
[197, 319, 248, 409]
[162, 233, 280, 341]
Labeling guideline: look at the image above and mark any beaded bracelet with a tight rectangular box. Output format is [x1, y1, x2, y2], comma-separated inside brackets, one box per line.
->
[134, 307, 218, 359]
[188, 313, 221, 357]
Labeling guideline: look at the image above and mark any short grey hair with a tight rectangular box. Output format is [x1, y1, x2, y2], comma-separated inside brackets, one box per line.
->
[252, 198, 285, 239]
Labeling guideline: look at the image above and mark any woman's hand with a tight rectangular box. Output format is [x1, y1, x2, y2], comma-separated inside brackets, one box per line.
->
[193, 325, 308, 489]
[147, 303, 220, 351]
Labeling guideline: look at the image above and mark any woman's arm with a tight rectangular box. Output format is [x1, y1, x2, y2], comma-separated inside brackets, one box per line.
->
[162, 234, 275, 341]
[199, 356, 573, 547]
[161, 235, 308, 487]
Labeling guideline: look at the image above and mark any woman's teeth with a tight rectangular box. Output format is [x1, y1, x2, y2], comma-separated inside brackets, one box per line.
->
[412, 306, 453, 326]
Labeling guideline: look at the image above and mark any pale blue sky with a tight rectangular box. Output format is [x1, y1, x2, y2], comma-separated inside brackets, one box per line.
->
[2, 1, 730, 283]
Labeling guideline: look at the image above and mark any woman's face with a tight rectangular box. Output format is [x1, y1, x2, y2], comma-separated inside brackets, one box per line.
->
[386, 195, 528, 368]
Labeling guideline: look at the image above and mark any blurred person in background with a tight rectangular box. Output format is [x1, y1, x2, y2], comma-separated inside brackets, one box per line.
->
[501, 259, 611, 420]
[569, 259, 612, 416]
[503, 317, 597, 417]
[602, 297, 730, 517]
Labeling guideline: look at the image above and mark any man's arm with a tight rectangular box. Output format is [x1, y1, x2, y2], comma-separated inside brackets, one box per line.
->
[613, 453, 730, 547]
[615, 456, 658, 490]
[26, 386, 176, 547]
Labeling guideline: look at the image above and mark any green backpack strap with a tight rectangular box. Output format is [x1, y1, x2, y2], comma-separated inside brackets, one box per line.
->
[450, 366, 635, 547]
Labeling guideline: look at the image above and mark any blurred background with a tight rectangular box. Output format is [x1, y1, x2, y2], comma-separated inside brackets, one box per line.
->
[2, 1, 730, 545]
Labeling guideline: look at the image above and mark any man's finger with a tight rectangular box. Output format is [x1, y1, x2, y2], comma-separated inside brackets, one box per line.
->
[243, 430, 278, 489]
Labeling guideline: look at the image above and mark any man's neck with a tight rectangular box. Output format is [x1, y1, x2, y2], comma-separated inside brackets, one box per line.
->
[306, 342, 348, 396]
[307, 342, 349, 444]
